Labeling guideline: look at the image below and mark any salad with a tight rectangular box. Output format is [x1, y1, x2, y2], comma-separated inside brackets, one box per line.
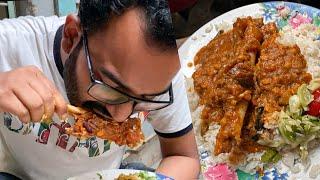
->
[260, 78, 320, 162]
[115, 171, 157, 180]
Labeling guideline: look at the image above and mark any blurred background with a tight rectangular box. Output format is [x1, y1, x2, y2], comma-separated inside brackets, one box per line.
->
[0, 0, 318, 38]
[0, 0, 79, 19]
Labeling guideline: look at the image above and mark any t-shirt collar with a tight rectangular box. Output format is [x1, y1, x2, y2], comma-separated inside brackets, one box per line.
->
[53, 25, 64, 78]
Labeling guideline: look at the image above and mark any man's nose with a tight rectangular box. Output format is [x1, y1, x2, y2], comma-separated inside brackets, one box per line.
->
[105, 102, 134, 122]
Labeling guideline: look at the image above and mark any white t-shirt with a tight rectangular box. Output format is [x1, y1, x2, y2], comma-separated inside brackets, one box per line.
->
[0, 16, 192, 180]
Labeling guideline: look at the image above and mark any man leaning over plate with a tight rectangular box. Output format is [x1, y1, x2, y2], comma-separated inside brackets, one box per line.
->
[0, 0, 200, 179]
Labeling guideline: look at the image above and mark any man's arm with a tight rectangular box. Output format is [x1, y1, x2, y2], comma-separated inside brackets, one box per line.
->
[156, 129, 200, 179]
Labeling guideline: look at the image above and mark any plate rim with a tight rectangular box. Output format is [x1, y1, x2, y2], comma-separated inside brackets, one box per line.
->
[68, 169, 161, 179]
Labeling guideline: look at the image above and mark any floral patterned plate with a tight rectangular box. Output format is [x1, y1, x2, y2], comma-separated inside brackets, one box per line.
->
[179, 1, 320, 180]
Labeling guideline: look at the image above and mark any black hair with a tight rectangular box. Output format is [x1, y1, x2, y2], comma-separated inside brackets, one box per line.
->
[78, 0, 176, 50]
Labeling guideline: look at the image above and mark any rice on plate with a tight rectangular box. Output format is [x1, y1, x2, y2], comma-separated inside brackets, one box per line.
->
[181, 2, 320, 179]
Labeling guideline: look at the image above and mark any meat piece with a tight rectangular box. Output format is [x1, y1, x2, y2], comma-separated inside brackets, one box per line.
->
[65, 105, 144, 148]
[229, 62, 255, 88]
[253, 27, 312, 127]
[261, 22, 278, 40]
[193, 17, 263, 157]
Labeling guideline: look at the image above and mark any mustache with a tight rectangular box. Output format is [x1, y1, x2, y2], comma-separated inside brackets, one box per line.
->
[82, 101, 113, 120]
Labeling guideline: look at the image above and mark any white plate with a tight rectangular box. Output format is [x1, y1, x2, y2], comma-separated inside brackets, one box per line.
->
[179, 1, 320, 180]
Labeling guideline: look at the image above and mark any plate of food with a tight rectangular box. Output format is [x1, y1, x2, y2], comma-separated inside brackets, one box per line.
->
[68, 169, 173, 180]
[179, 1, 320, 180]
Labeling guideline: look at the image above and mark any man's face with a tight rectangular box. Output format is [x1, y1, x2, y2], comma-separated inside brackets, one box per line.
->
[63, 9, 180, 122]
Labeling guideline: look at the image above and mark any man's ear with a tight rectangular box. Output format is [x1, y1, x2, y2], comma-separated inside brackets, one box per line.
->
[61, 14, 82, 54]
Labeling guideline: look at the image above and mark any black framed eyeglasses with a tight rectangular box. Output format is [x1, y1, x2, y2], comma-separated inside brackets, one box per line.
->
[82, 31, 174, 114]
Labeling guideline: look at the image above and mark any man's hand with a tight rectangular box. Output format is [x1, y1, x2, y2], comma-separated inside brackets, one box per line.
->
[156, 130, 200, 180]
[0, 66, 67, 123]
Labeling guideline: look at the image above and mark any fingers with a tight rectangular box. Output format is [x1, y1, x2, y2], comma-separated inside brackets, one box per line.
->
[53, 90, 68, 119]
[28, 79, 55, 119]
[12, 84, 44, 122]
[0, 66, 68, 123]
[0, 92, 31, 123]
[39, 72, 67, 118]
[30, 71, 67, 118]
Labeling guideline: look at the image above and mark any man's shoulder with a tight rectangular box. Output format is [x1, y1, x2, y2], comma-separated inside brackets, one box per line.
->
[0, 15, 66, 82]
[0, 15, 65, 34]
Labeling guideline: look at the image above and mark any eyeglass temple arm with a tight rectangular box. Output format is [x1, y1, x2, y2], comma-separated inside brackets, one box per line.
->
[83, 31, 96, 81]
